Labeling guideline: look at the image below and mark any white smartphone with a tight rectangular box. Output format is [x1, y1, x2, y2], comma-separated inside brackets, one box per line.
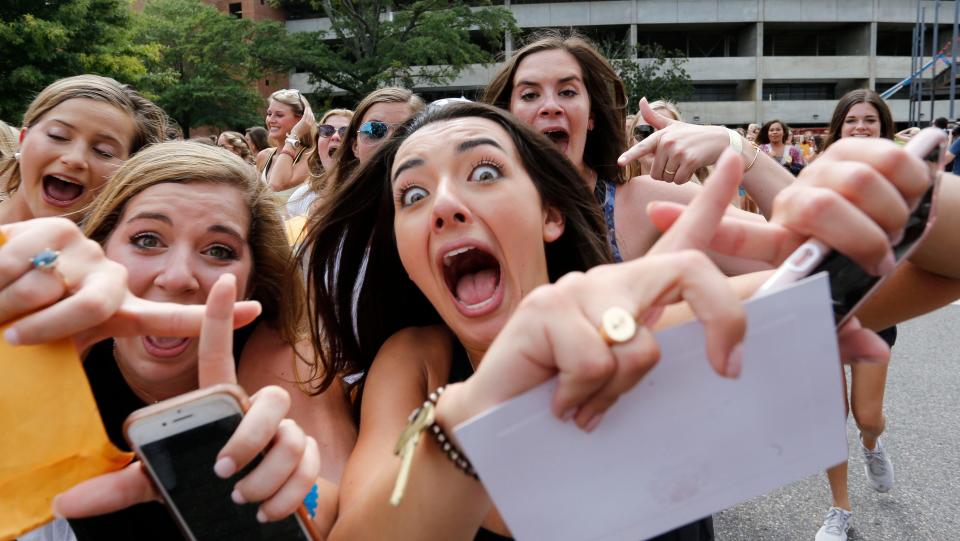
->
[754, 127, 945, 327]
[124, 384, 318, 541]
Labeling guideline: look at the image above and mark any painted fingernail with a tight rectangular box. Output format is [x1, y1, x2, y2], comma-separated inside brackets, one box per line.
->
[725, 344, 744, 379]
[256, 510, 268, 523]
[584, 413, 604, 433]
[877, 252, 896, 276]
[231, 488, 246, 505]
[214, 457, 236, 478]
[4, 327, 20, 346]
[561, 407, 576, 422]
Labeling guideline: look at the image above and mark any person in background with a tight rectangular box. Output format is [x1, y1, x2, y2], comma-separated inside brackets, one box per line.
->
[287, 108, 354, 218]
[244, 126, 269, 156]
[256, 89, 315, 202]
[758, 119, 804, 176]
[745, 123, 759, 143]
[944, 125, 960, 174]
[217, 131, 254, 164]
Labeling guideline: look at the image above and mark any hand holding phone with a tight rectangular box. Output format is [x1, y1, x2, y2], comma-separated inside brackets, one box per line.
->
[53, 275, 321, 540]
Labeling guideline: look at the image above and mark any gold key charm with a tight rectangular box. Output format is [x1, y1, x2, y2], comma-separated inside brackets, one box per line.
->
[390, 402, 436, 506]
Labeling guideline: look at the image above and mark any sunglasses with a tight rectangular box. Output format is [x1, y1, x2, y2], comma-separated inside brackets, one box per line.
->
[358, 120, 391, 142]
[317, 124, 347, 138]
[632, 125, 655, 143]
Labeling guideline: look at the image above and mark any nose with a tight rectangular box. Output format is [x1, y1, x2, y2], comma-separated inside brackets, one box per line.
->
[153, 247, 201, 297]
[330, 130, 342, 143]
[538, 93, 563, 117]
[431, 180, 472, 232]
[59, 141, 89, 171]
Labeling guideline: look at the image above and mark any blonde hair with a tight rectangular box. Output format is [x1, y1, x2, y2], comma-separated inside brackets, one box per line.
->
[266, 89, 315, 148]
[82, 141, 305, 360]
[648, 100, 681, 121]
[324, 87, 425, 194]
[218, 130, 254, 163]
[0, 120, 16, 158]
[1, 75, 168, 194]
[306, 108, 354, 194]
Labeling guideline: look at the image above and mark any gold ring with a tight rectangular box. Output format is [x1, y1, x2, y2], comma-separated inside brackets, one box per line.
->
[29, 248, 70, 292]
[598, 306, 637, 345]
[663, 168, 677, 176]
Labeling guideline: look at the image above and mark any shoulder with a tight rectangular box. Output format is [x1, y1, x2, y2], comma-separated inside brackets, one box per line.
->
[255, 148, 273, 171]
[368, 325, 454, 390]
[612, 177, 704, 259]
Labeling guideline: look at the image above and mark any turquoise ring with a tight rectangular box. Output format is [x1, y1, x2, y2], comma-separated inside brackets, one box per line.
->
[30, 249, 61, 271]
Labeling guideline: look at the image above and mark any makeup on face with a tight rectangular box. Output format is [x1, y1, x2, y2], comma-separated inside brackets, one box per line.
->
[353, 102, 415, 164]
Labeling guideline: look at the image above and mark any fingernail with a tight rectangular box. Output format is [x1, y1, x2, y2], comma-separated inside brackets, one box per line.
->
[231, 488, 246, 505]
[561, 407, 576, 422]
[256, 510, 268, 523]
[51, 496, 64, 519]
[877, 252, 896, 276]
[584, 413, 604, 433]
[214, 457, 236, 478]
[4, 327, 19, 346]
[725, 344, 744, 379]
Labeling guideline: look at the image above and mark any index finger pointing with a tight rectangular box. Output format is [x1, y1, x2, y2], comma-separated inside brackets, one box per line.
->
[198, 273, 239, 387]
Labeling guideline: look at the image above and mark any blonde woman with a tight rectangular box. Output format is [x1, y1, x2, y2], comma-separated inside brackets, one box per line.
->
[256, 89, 316, 201]
[0, 75, 168, 225]
[286, 108, 353, 218]
[217, 130, 255, 164]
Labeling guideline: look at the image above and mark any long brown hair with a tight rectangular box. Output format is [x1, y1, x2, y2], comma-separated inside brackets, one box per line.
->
[298, 102, 612, 392]
[483, 30, 627, 183]
[823, 89, 895, 150]
[83, 141, 306, 372]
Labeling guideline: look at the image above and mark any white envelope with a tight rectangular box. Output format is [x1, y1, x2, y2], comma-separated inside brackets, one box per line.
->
[454, 273, 847, 541]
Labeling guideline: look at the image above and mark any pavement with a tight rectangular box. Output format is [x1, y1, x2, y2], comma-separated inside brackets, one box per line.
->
[715, 304, 960, 540]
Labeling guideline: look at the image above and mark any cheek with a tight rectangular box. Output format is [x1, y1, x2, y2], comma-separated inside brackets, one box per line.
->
[509, 100, 535, 123]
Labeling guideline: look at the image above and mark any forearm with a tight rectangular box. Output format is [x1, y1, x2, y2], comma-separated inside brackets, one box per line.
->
[268, 147, 298, 191]
[740, 150, 793, 218]
[909, 172, 960, 279]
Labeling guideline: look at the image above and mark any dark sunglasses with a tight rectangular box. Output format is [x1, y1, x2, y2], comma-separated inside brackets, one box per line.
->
[632, 124, 655, 143]
[358, 120, 390, 141]
[317, 124, 347, 138]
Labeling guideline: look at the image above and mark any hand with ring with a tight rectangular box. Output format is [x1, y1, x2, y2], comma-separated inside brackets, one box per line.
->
[0, 217, 262, 350]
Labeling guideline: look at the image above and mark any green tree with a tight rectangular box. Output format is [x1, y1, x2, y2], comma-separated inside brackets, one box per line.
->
[0, 0, 153, 123]
[133, 0, 289, 135]
[610, 44, 694, 112]
[271, 0, 517, 102]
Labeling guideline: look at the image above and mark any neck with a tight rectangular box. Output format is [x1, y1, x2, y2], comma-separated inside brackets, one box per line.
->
[0, 193, 33, 225]
[113, 342, 197, 404]
[581, 165, 598, 193]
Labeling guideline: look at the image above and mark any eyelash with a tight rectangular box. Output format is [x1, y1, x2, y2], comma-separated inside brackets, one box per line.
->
[48, 132, 117, 159]
[130, 233, 238, 261]
[470, 158, 504, 182]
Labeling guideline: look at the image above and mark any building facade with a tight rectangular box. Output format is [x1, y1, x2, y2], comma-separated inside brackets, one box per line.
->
[221, 0, 960, 126]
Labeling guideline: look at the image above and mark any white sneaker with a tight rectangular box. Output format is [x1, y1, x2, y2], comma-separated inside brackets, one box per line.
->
[815, 507, 851, 541]
[861, 434, 895, 492]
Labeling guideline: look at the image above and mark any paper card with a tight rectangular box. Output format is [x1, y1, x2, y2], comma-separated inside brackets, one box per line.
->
[454, 273, 847, 541]
[0, 233, 133, 540]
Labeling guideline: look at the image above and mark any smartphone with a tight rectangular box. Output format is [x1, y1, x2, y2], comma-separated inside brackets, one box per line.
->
[755, 127, 944, 326]
[124, 384, 317, 541]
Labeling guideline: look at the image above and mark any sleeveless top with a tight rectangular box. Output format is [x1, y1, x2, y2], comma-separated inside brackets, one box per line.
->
[261, 147, 308, 205]
[594, 177, 623, 263]
[68, 328, 255, 541]
[447, 343, 714, 541]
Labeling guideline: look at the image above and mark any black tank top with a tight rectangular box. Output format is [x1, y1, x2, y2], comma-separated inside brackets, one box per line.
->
[447, 343, 715, 541]
[69, 327, 255, 541]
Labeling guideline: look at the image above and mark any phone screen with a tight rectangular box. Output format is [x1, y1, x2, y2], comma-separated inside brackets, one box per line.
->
[140, 414, 311, 541]
[812, 180, 936, 325]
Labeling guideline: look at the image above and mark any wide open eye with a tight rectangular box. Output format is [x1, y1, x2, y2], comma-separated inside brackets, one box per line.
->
[470, 163, 501, 183]
[400, 186, 428, 207]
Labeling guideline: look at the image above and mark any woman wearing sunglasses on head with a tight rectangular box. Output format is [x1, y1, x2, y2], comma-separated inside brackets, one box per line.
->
[256, 89, 316, 204]
[286, 108, 354, 218]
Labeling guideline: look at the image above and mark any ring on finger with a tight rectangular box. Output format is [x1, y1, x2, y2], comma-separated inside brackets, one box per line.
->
[663, 167, 677, 176]
[29, 248, 70, 291]
[599, 306, 637, 345]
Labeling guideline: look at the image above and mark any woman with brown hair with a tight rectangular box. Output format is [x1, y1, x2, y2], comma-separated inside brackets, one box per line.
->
[286, 108, 354, 218]
[217, 130, 255, 164]
[758, 119, 805, 176]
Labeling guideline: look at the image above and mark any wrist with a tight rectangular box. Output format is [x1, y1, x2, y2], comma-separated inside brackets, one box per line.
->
[434, 382, 476, 434]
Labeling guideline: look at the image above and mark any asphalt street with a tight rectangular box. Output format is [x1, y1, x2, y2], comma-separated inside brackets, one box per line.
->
[714, 304, 960, 540]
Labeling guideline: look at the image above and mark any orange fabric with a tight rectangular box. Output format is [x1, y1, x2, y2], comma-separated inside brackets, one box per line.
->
[0, 233, 133, 540]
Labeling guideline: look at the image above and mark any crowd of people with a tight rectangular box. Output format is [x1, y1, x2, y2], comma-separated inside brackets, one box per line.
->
[3, 30, 960, 541]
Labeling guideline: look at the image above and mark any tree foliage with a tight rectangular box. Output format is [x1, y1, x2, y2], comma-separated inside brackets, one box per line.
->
[271, 0, 517, 102]
[609, 44, 694, 112]
[0, 0, 153, 123]
[133, 0, 289, 135]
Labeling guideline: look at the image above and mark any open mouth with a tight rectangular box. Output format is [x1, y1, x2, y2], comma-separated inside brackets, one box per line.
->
[142, 336, 192, 359]
[42, 175, 85, 208]
[328, 143, 340, 157]
[441, 245, 504, 316]
[541, 128, 570, 154]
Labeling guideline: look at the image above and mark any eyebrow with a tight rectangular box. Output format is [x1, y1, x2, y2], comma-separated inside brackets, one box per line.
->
[127, 213, 246, 242]
[516, 75, 582, 87]
[208, 224, 246, 243]
[51, 119, 126, 147]
[392, 138, 505, 182]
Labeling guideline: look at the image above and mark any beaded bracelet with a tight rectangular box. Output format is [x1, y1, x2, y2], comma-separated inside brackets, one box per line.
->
[424, 386, 479, 480]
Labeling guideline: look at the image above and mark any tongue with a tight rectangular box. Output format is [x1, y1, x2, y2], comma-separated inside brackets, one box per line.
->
[455, 269, 498, 306]
[45, 178, 83, 202]
[150, 336, 188, 348]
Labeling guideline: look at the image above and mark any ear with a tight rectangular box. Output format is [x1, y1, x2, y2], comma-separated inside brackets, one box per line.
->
[352, 137, 359, 158]
[542, 205, 565, 243]
[19, 126, 27, 144]
[588, 112, 595, 132]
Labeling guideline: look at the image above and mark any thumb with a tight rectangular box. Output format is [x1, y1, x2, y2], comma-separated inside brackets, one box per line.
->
[197, 273, 239, 387]
[639, 97, 674, 130]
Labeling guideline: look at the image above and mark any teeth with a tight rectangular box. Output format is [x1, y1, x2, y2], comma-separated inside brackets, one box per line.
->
[443, 246, 474, 266]
[50, 175, 80, 185]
